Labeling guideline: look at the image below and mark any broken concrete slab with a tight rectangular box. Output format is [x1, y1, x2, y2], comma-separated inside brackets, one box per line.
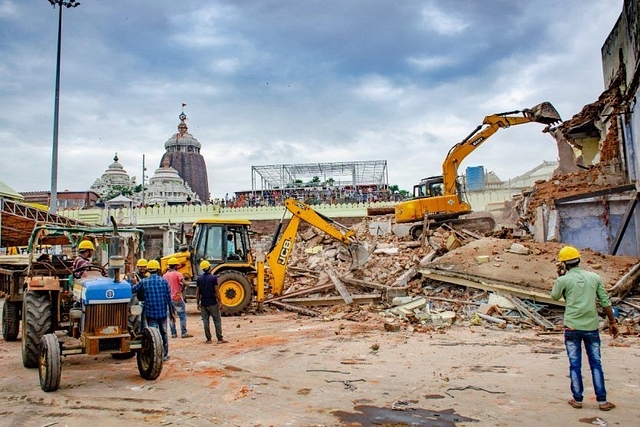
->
[388, 297, 428, 315]
[506, 243, 530, 255]
[420, 237, 638, 305]
[488, 294, 516, 309]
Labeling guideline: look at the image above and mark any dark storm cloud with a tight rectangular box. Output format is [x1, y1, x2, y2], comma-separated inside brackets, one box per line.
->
[0, 0, 624, 199]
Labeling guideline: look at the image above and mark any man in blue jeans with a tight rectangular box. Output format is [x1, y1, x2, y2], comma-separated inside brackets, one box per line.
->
[132, 259, 174, 361]
[551, 246, 619, 411]
[164, 257, 193, 339]
[195, 260, 228, 344]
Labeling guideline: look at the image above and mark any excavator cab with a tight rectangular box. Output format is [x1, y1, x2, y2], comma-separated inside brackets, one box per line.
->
[413, 176, 445, 199]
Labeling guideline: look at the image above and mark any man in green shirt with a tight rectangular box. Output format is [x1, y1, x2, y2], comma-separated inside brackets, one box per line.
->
[551, 246, 619, 412]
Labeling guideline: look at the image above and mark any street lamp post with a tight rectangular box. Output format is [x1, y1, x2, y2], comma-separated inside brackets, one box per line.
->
[47, 0, 80, 214]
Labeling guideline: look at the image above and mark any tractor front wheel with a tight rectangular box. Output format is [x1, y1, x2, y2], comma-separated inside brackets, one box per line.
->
[39, 333, 61, 392]
[137, 327, 163, 380]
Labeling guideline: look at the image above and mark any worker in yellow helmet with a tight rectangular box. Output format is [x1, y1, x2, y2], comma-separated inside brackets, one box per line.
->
[72, 240, 95, 278]
[128, 258, 149, 301]
[195, 260, 228, 344]
[130, 258, 147, 283]
[164, 257, 192, 339]
[551, 246, 618, 412]
[131, 259, 174, 361]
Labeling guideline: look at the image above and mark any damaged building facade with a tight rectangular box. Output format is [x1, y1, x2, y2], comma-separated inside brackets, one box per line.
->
[528, 0, 640, 257]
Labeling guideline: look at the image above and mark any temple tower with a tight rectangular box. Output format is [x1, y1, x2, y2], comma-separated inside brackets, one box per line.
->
[90, 153, 137, 199]
[160, 112, 210, 202]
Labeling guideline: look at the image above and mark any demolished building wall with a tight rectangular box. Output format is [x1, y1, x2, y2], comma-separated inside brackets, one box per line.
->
[555, 197, 635, 254]
[519, 1, 640, 257]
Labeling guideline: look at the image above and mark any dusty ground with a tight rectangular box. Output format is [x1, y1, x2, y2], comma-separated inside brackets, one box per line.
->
[1, 303, 639, 427]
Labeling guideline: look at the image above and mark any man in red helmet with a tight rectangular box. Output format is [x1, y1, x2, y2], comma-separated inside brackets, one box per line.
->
[551, 245, 618, 412]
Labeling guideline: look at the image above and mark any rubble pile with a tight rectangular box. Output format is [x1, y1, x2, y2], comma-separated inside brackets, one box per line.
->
[263, 217, 640, 338]
[518, 163, 628, 227]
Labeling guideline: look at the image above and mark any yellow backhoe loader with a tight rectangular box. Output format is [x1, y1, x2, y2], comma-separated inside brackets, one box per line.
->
[161, 198, 369, 315]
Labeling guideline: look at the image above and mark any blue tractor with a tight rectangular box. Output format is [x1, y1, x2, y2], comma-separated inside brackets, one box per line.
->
[18, 221, 164, 392]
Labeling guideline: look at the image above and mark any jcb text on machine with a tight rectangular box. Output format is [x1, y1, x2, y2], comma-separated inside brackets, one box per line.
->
[162, 198, 368, 315]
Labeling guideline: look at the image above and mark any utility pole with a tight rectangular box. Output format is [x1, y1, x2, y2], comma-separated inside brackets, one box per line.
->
[47, 0, 81, 214]
[142, 154, 147, 206]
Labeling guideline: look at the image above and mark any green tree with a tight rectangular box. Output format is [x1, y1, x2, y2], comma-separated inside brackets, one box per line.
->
[102, 184, 135, 202]
[308, 176, 321, 186]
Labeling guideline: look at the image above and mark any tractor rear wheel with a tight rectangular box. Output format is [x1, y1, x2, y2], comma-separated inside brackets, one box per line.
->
[217, 271, 253, 316]
[2, 300, 20, 341]
[137, 327, 163, 380]
[39, 333, 61, 392]
[22, 291, 52, 368]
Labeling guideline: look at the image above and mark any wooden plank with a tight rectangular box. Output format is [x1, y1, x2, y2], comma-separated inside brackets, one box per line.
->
[341, 275, 409, 298]
[459, 228, 483, 240]
[609, 261, 640, 299]
[280, 294, 382, 307]
[267, 300, 323, 317]
[427, 296, 481, 306]
[391, 267, 417, 287]
[476, 312, 506, 324]
[328, 268, 353, 304]
[620, 300, 640, 311]
[502, 294, 555, 330]
[0, 255, 30, 266]
[420, 270, 563, 306]
[265, 283, 334, 302]
[341, 276, 394, 291]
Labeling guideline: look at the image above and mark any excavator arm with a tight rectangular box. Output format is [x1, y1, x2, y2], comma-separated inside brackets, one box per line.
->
[394, 102, 560, 233]
[263, 198, 368, 297]
[442, 102, 561, 196]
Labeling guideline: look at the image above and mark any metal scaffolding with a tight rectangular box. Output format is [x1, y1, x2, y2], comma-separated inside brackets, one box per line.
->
[251, 160, 389, 194]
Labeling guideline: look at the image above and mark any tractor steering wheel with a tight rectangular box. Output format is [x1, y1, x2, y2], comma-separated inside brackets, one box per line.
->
[73, 263, 108, 278]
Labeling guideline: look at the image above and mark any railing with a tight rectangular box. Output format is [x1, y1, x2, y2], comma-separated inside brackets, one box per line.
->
[57, 201, 398, 226]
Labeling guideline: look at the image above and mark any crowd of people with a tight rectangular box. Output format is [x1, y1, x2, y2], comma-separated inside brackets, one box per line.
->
[216, 185, 402, 208]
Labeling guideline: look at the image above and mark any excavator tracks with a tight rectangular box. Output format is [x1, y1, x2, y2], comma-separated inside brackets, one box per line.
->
[409, 215, 497, 240]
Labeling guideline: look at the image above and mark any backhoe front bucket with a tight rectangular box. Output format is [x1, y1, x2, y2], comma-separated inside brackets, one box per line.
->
[524, 102, 562, 125]
[348, 243, 370, 270]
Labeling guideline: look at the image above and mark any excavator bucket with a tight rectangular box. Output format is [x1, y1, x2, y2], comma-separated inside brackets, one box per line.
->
[525, 102, 562, 125]
[347, 242, 370, 270]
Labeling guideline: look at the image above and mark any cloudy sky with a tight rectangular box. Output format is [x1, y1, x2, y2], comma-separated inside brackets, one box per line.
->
[0, 0, 622, 200]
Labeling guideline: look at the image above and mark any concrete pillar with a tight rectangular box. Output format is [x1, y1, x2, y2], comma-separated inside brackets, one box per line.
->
[162, 229, 176, 256]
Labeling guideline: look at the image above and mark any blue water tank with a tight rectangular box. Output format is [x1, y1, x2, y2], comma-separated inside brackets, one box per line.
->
[466, 166, 485, 191]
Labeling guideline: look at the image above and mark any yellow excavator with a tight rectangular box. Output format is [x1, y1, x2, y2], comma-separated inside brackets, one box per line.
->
[161, 198, 369, 315]
[395, 102, 561, 239]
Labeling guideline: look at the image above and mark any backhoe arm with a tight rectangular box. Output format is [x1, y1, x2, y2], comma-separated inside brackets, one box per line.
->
[264, 198, 365, 296]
